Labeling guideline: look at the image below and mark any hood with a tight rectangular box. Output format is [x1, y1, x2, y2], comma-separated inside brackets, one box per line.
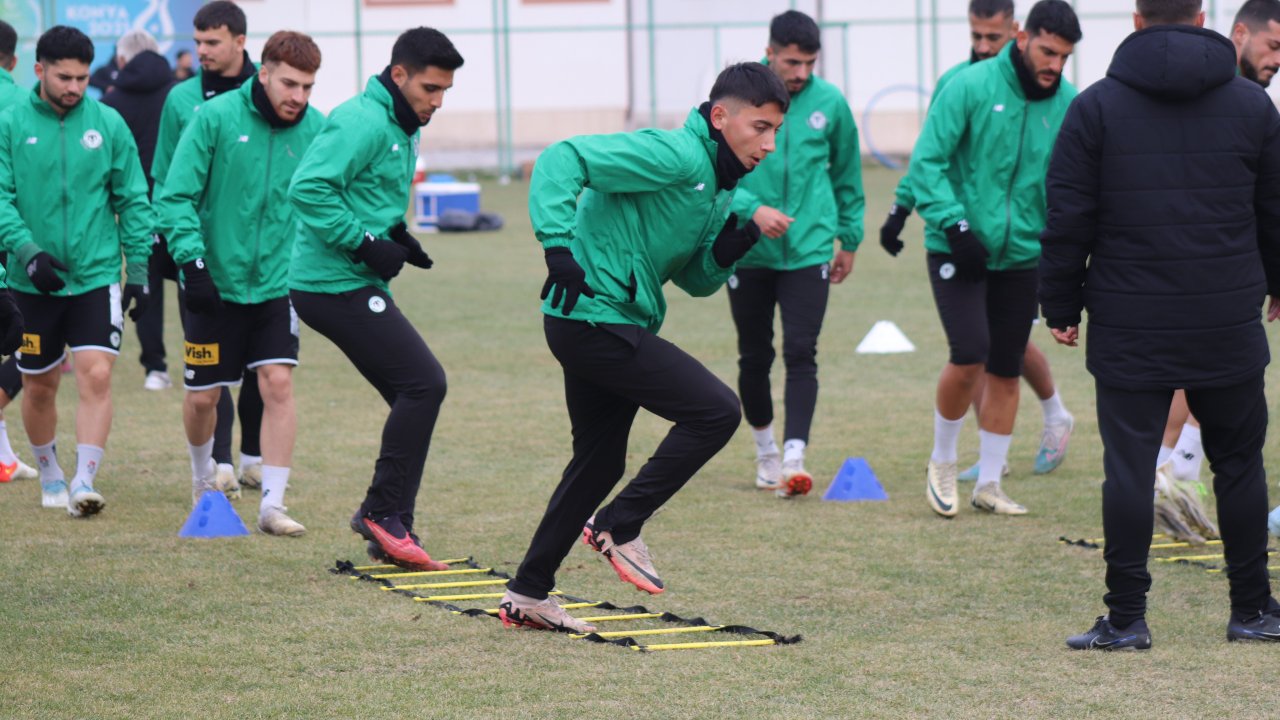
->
[1107, 26, 1236, 101]
[115, 50, 173, 93]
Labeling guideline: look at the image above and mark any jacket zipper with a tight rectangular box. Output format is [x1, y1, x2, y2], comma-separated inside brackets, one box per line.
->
[781, 120, 790, 266]
[60, 118, 69, 287]
[999, 102, 1029, 269]
[251, 130, 275, 304]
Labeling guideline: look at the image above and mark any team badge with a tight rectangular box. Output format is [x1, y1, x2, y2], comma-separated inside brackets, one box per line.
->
[109, 331, 121, 348]
[939, 263, 956, 280]
[808, 110, 827, 130]
[81, 129, 103, 150]
[368, 296, 387, 313]
[820, 263, 830, 280]
[727, 275, 739, 290]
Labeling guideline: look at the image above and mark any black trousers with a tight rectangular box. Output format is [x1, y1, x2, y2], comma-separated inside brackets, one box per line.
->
[135, 252, 174, 375]
[507, 316, 741, 599]
[291, 287, 446, 531]
[726, 263, 829, 442]
[1095, 377, 1272, 626]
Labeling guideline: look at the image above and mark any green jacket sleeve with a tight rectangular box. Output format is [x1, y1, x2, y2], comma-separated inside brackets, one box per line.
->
[829, 99, 865, 251]
[288, 115, 382, 252]
[909, 79, 971, 233]
[108, 113, 155, 283]
[728, 186, 763, 226]
[150, 93, 185, 197]
[529, 130, 697, 249]
[155, 109, 215, 267]
[0, 112, 33, 254]
[670, 237, 733, 297]
[894, 63, 966, 213]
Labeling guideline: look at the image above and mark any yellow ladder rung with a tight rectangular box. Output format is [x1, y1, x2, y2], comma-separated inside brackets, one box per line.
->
[1073, 534, 1168, 546]
[1157, 554, 1222, 562]
[385, 579, 508, 591]
[349, 557, 471, 572]
[1150, 540, 1222, 550]
[356, 567, 493, 581]
[575, 612, 664, 623]
[468, 602, 602, 617]
[414, 591, 563, 602]
[571, 625, 723, 639]
[632, 639, 777, 651]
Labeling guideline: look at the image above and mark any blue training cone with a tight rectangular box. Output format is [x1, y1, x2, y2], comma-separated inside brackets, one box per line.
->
[179, 490, 250, 538]
[822, 457, 889, 502]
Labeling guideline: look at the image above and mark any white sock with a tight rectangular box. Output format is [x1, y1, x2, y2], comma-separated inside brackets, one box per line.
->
[73, 444, 104, 487]
[977, 430, 1013, 489]
[239, 453, 262, 474]
[1157, 445, 1174, 468]
[188, 437, 215, 478]
[260, 465, 290, 513]
[782, 439, 806, 465]
[751, 426, 778, 458]
[31, 441, 64, 483]
[1039, 390, 1070, 426]
[931, 410, 965, 463]
[1171, 424, 1203, 481]
[0, 420, 16, 464]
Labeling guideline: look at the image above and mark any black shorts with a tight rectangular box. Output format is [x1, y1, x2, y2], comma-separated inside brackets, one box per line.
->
[14, 285, 123, 374]
[927, 254, 1037, 378]
[183, 297, 299, 390]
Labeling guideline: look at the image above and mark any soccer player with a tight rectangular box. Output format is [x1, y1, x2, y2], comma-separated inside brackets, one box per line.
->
[1045, 0, 1280, 648]
[912, 0, 1080, 518]
[151, 0, 263, 496]
[288, 28, 461, 566]
[882, 0, 1075, 483]
[726, 11, 864, 498]
[498, 63, 788, 633]
[0, 26, 152, 517]
[156, 31, 324, 537]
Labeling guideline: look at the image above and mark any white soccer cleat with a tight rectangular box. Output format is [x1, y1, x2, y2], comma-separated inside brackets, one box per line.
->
[143, 370, 172, 391]
[776, 458, 813, 498]
[215, 463, 241, 500]
[192, 464, 218, 507]
[755, 452, 782, 490]
[239, 462, 263, 490]
[926, 460, 959, 518]
[41, 479, 69, 509]
[970, 483, 1028, 515]
[258, 506, 306, 537]
[67, 483, 105, 518]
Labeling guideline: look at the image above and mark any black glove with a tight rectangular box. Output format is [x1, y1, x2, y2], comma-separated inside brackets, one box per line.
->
[26, 252, 68, 294]
[121, 282, 150, 322]
[389, 222, 433, 269]
[181, 258, 224, 315]
[352, 232, 409, 281]
[944, 220, 989, 282]
[879, 204, 908, 257]
[0, 290, 24, 356]
[540, 247, 595, 316]
[711, 215, 763, 268]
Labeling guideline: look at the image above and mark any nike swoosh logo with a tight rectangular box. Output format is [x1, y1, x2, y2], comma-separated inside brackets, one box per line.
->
[928, 482, 954, 512]
[617, 551, 664, 588]
[1091, 634, 1138, 649]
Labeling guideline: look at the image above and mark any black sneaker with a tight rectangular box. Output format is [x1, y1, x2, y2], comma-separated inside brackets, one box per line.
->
[1227, 599, 1280, 642]
[1066, 616, 1152, 651]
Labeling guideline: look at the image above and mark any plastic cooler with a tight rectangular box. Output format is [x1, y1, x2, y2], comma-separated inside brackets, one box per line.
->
[413, 174, 481, 232]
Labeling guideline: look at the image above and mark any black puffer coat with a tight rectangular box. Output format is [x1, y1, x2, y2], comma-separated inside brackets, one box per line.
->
[1040, 25, 1280, 389]
[103, 50, 175, 190]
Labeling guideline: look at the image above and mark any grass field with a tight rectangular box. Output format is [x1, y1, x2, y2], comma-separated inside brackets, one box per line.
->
[4, 166, 1280, 719]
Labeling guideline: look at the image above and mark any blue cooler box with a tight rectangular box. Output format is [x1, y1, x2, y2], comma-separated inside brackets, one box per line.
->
[413, 177, 481, 232]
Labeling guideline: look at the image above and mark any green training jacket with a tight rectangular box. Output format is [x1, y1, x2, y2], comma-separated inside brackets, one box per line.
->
[893, 58, 970, 212]
[156, 80, 325, 304]
[288, 76, 417, 295]
[529, 107, 737, 334]
[908, 43, 1076, 271]
[0, 88, 152, 295]
[0, 68, 24, 109]
[730, 69, 864, 269]
[151, 62, 255, 194]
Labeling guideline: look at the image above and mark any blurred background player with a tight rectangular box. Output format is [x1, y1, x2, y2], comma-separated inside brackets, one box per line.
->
[881, 0, 1075, 484]
[726, 10, 864, 499]
[288, 27, 461, 567]
[0, 26, 153, 517]
[156, 31, 324, 536]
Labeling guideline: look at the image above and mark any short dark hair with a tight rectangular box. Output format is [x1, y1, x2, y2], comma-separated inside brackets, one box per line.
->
[194, 1, 247, 37]
[36, 25, 94, 66]
[262, 31, 321, 74]
[709, 62, 790, 114]
[176, 49, 191, 59]
[391, 27, 464, 73]
[769, 10, 821, 54]
[1025, 0, 1082, 43]
[970, 0, 1015, 19]
[1233, 0, 1280, 30]
[0, 20, 17, 64]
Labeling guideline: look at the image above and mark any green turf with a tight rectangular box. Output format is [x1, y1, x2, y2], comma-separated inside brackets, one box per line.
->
[3, 166, 1279, 719]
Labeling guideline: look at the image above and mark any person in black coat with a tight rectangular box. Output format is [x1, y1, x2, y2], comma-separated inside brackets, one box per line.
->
[1040, 0, 1280, 650]
[102, 30, 178, 391]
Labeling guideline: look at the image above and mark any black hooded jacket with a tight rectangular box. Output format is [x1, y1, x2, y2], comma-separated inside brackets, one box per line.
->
[1040, 25, 1280, 389]
[103, 50, 176, 191]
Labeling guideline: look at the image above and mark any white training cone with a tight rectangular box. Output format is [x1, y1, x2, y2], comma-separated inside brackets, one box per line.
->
[855, 320, 915, 354]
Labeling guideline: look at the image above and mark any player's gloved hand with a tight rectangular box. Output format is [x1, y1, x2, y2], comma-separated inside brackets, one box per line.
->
[1269, 505, 1280, 538]
[540, 246, 595, 316]
[353, 232, 409, 281]
[879, 204, 908, 257]
[944, 220, 989, 282]
[25, 251, 68, 294]
[0, 290, 24, 356]
[389, 222, 433, 269]
[181, 258, 224, 315]
[121, 282, 150, 322]
[711, 215, 763, 268]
